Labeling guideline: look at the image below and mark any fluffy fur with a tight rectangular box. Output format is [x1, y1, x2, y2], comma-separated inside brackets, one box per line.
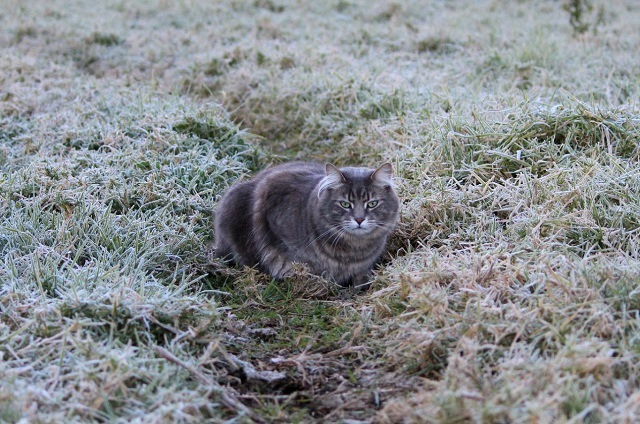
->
[214, 162, 400, 286]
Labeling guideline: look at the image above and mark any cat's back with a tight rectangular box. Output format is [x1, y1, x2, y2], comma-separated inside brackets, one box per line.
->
[253, 162, 325, 196]
[254, 162, 324, 184]
[220, 162, 324, 204]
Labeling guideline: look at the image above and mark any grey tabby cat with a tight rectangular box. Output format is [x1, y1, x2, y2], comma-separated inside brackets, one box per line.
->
[214, 162, 400, 287]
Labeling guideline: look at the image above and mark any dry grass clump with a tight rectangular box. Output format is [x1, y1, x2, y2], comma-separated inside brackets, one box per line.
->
[373, 251, 640, 423]
[3, 0, 640, 422]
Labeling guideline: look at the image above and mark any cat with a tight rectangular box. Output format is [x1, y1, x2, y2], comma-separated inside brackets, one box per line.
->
[214, 162, 400, 287]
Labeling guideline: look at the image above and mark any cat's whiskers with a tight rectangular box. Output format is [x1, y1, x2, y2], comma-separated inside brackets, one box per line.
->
[329, 227, 348, 249]
[370, 220, 397, 231]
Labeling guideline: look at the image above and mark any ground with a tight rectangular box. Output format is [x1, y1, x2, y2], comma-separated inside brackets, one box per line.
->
[2, 0, 640, 422]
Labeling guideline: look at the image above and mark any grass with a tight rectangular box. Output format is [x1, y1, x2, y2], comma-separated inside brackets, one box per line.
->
[2, 0, 640, 422]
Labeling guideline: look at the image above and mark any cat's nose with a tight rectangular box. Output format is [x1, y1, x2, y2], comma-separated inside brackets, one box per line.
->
[355, 218, 364, 225]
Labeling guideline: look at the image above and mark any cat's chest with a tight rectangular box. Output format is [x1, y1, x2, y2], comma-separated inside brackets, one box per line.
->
[302, 237, 382, 273]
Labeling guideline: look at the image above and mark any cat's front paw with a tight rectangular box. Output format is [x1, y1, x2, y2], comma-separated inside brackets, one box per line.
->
[259, 247, 292, 279]
[270, 259, 293, 279]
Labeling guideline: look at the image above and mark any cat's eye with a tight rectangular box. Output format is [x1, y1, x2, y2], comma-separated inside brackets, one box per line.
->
[366, 200, 379, 209]
[339, 201, 352, 209]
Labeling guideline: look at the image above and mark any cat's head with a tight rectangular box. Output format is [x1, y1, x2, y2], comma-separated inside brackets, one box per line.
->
[316, 163, 400, 237]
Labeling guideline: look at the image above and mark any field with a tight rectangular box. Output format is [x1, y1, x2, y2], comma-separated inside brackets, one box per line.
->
[2, 0, 640, 422]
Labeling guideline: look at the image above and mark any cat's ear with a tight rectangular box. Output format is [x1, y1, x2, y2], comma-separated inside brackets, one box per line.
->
[318, 163, 346, 197]
[371, 162, 394, 187]
[325, 163, 346, 181]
